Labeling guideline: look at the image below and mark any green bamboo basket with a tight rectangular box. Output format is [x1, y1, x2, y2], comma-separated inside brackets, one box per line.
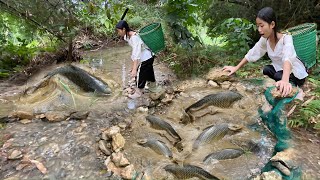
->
[139, 23, 165, 54]
[285, 23, 317, 69]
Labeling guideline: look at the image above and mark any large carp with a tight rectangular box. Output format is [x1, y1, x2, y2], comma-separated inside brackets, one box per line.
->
[164, 164, 220, 180]
[184, 91, 243, 123]
[145, 115, 182, 142]
[193, 123, 242, 150]
[137, 138, 173, 158]
[45, 65, 111, 95]
[203, 148, 244, 163]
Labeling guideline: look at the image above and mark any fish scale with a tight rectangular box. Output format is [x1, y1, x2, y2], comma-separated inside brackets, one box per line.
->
[185, 91, 243, 112]
[164, 164, 220, 180]
[203, 148, 244, 163]
[145, 115, 181, 141]
[139, 139, 172, 158]
[45, 65, 111, 94]
[193, 123, 239, 150]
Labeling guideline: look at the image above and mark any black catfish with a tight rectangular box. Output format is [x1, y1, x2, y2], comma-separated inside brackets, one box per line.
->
[45, 65, 111, 95]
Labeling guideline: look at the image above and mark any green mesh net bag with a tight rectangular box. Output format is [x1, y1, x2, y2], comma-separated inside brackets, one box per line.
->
[258, 86, 302, 180]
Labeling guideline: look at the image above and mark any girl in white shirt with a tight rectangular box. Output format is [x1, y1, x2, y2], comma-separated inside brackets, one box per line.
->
[116, 20, 156, 99]
[223, 7, 308, 97]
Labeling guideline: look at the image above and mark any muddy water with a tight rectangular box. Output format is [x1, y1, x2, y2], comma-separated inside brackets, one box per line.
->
[123, 88, 275, 179]
[0, 45, 319, 180]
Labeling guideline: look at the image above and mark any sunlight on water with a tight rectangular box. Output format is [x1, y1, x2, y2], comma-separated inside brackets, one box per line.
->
[122, 63, 126, 89]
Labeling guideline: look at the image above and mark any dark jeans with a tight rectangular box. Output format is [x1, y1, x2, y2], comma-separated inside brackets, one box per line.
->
[136, 57, 156, 89]
[262, 65, 305, 87]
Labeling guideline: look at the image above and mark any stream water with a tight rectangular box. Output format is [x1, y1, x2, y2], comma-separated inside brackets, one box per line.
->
[0, 45, 319, 180]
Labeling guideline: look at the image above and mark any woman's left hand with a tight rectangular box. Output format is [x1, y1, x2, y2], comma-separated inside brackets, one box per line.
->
[275, 80, 292, 97]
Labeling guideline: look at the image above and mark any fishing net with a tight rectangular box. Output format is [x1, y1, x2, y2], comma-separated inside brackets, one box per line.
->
[258, 86, 302, 180]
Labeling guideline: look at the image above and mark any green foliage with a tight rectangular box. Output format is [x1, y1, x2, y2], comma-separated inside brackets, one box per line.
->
[126, 1, 163, 29]
[0, 12, 59, 77]
[289, 76, 320, 130]
[75, 0, 127, 37]
[162, 0, 211, 49]
[211, 18, 256, 56]
[166, 45, 233, 79]
[289, 100, 320, 129]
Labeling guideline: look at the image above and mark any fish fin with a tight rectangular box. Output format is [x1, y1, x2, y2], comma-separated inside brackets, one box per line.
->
[180, 109, 191, 124]
[202, 124, 215, 131]
[186, 111, 195, 122]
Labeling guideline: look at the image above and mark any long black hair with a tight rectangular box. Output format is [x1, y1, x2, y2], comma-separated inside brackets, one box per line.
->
[116, 20, 132, 38]
[257, 7, 278, 42]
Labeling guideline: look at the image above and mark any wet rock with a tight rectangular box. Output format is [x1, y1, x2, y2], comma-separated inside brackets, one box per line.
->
[149, 89, 166, 101]
[69, 111, 89, 120]
[112, 133, 125, 152]
[270, 148, 296, 166]
[104, 156, 111, 168]
[45, 111, 70, 122]
[118, 122, 127, 129]
[179, 92, 189, 98]
[121, 164, 135, 180]
[11, 111, 33, 120]
[125, 87, 134, 95]
[30, 159, 47, 174]
[75, 124, 86, 133]
[111, 152, 130, 167]
[47, 143, 60, 154]
[2, 139, 13, 149]
[106, 126, 121, 136]
[205, 67, 230, 82]
[16, 163, 30, 170]
[116, 111, 123, 116]
[70, 145, 90, 157]
[8, 149, 23, 160]
[250, 168, 261, 175]
[270, 148, 296, 176]
[20, 119, 32, 124]
[137, 107, 148, 113]
[271, 161, 290, 176]
[270, 86, 299, 98]
[106, 161, 121, 176]
[166, 87, 174, 94]
[57, 168, 67, 179]
[99, 140, 112, 156]
[235, 83, 247, 92]
[208, 80, 219, 87]
[124, 118, 132, 129]
[101, 131, 111, 141]
[161, 94, 174, 104]
[220, 81, 231, 89]
[259, 171, 282, 180]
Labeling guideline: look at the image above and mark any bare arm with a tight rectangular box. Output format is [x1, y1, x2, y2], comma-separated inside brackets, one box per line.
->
[131, 60, 138, 78]
[223, 58, 248, 76]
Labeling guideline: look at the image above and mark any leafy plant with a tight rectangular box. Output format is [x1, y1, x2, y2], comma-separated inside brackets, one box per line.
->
[212, 18, 256, 56]
[162, 0, 211, 49]
[289, 100, 320, 129]
[74, 0, 127, 37]
[289, 77, 320, 130]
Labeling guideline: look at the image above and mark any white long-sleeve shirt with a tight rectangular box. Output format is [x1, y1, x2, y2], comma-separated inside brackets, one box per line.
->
[244, 35, 308, 79]
[124, 34, 152, 62]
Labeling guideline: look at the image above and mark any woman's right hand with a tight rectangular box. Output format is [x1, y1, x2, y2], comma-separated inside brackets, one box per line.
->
[223, 66, 238, 76]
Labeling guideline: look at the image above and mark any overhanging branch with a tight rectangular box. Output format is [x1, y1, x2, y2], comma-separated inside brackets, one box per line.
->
[0, 0, 66, 42]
